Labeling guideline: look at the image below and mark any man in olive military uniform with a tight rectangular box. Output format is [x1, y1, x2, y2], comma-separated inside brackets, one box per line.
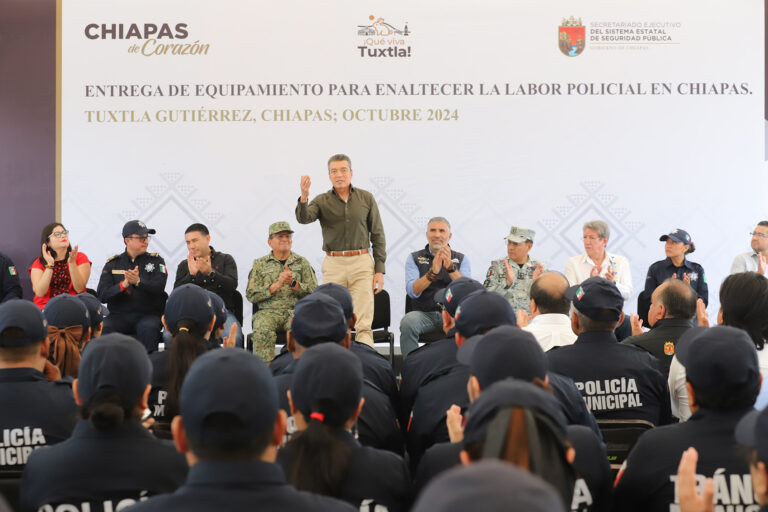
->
[246, 221, 317, 362]
[483, 225, 545, 314]
[97, 220, 168, 352]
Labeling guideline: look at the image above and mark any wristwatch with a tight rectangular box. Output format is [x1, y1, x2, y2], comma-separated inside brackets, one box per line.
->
[291, 279, 298, 288]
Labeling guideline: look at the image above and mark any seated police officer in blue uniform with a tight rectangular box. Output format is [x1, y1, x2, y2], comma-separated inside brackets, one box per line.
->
[127, 348, 356, 512]
[43, 294, 91, 378]
[416, 326, 610, 512]
[676, 410, 768, 512]
[457, 379, 578, 508]
[279, 343, 412, 511]
[274, 293, 403, 455]
[0, 300, 77, 471]
[401, 216, 470, 358]
[75, 292, 106, 340]
[548, 277, 673, 426]
[644, 229, 708, 307]
[270, 284, 400, 410]
[148, 284, 222, 433]
[412, 459, 565, 512]
[406, 289, 517, 470]
[98, 220, 168, 353]
[312, 283, 402, 453]
[399, 277, 485, 441]
[21, 333, 188, 512]
[613, 326, 762, 512]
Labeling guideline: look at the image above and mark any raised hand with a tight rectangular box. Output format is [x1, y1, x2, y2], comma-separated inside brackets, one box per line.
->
[504, 259, 516, 286]
[68, 244, 79, 264]
[42, 244, 54, 266]
[696, 298, 709, 327]
[299, 175, 312, 202]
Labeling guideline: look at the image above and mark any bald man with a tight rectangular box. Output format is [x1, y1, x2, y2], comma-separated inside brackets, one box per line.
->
[517, 272, 576, 351]
[622, 278, 696, 378]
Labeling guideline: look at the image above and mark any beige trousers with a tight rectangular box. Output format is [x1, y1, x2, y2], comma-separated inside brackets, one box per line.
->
[322, 253, 374, 346]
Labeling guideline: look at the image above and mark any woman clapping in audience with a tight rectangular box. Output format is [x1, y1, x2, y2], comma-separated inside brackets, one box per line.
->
[29, 222, 91, 309]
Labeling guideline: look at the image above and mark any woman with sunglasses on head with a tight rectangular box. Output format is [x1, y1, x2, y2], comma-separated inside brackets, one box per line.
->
[29, 222, 91, 310]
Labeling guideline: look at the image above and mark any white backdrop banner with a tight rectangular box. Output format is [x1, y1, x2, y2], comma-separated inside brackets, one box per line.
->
[61, 0, 767, 339]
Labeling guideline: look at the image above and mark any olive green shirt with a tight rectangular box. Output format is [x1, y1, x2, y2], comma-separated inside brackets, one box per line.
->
[246, 251, 317, 310]
[295, 185, 386, 274]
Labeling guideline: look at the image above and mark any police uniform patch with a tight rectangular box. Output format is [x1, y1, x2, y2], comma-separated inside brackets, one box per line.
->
[576, 286, 584, 300]
[145, 263, 155, 273]
[446, 289, 453, 303]
[8, 266, 16, 276]
[689, 272, 698, 281]
[664, 341, 675, 356]
[159, 264, 166, 274]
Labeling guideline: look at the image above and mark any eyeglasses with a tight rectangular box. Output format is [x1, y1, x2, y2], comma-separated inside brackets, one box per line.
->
[127, 235, 150, 241]
[50, 230, 69, 238]
[751, 232, 768, 239]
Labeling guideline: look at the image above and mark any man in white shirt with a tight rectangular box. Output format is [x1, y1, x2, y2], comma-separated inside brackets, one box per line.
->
[517, 271, 576, 351]
[564, 219, 633, 300]
[730, 221, 768, 276]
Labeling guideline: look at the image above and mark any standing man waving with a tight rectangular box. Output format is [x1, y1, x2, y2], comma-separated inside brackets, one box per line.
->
[296, 154, 386, 347]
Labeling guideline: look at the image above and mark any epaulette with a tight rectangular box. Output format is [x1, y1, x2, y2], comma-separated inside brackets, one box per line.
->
[147, 252, 159, 257]
[106, 254, 120, 262]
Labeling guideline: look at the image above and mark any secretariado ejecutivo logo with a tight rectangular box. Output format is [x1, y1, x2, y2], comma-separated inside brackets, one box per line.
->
[357, 15, 411, 58]
[83, 23, 211, 57]
[559, 16, 585, 57]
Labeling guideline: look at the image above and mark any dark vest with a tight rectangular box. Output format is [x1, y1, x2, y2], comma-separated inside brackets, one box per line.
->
[410, 245, 465, 312]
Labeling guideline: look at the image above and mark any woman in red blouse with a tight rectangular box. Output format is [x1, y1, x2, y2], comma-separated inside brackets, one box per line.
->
[29, 222, 91, 309]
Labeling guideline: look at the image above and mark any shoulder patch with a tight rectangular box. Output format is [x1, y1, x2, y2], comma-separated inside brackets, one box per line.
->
[106, 254, 119, 262]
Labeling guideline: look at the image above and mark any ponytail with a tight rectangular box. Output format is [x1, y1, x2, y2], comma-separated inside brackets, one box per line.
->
[82, 387, 134, 430]
[286, 401, 354, 497]
[165, 319, 206, 418]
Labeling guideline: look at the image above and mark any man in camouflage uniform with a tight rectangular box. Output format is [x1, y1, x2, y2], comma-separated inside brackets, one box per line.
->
[246, 221, 317, 362]
[483, 225, 545, 314]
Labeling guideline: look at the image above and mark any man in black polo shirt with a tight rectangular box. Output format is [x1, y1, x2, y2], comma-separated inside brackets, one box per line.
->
[400, 216, 470, 358]
[547, 277, 672, 426]
[623, 278, 696, 378]
[175, 222, 242, 347]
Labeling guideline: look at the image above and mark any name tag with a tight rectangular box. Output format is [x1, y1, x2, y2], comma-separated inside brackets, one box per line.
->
[111, 270, 125, 275]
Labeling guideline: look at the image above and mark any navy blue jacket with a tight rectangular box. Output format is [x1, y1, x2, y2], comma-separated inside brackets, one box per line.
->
[547, 331, 673, 426]
[0, 367, 77, 470]
[21, 420, 187, 512]
[125, 459, 355, 512]
[644, 257, 708, 305]
[613, 407, 755, 512]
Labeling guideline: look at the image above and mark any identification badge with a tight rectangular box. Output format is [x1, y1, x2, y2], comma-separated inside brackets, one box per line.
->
[111, 270, 126, 275]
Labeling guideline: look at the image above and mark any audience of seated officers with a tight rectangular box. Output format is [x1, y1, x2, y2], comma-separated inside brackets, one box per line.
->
[126, 348, 357, 512]
[416, 325, 610, 512]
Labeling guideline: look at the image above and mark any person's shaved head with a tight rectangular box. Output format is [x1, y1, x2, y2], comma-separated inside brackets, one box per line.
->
[530, 272, 571, 315]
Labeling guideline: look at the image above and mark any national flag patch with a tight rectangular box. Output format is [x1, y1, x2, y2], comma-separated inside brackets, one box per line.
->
[159, 264, 166, 274]
[575, 286, 584, 300]
[8, 266, 17, 276]
[446, 289, 453, 303]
